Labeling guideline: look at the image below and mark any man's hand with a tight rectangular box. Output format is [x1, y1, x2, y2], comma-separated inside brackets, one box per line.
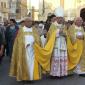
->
[0, 50, 3, 57]
[59, 29, 63, 33]
[26, 44, 30, 48]
[77, 35, 84, 40]
[0, 45, 4, 57]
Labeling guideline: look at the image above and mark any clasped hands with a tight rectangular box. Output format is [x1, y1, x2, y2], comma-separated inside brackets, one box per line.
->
[76, 35, 84, 40]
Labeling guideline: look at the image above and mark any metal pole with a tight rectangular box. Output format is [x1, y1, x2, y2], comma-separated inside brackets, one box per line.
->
[42, 0, 45, 14]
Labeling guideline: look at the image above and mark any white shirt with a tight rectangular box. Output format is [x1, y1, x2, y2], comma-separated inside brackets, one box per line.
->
[23, 26, 34, 48]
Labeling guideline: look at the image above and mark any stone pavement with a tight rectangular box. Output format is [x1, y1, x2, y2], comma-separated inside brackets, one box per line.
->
[0, 56, 85, 85]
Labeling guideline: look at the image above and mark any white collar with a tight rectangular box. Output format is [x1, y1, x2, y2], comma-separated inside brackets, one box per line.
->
[23, 26, 32, 32]
[75, 25, 82, 30]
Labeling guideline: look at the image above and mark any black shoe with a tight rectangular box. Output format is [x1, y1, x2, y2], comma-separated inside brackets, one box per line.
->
[79, 74, 85, 77]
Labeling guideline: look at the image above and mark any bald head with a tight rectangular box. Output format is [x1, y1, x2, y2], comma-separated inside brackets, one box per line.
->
[24, 17, 33, 28]
[74, 17, 83, 27]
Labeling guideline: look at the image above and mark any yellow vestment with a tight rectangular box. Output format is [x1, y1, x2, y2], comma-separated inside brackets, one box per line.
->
[67, 25, 84, 70]
[10, 24, 84, 81]
[9, 27, 41, 81]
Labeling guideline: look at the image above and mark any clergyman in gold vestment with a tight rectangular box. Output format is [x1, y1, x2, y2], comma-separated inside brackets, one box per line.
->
[9, 17, 42, 81]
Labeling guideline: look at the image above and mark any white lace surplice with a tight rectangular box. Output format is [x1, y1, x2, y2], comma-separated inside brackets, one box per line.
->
[50, 27, 68, 77]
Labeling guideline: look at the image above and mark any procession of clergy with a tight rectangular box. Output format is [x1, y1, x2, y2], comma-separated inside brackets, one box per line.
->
[9, 6, 85, 81]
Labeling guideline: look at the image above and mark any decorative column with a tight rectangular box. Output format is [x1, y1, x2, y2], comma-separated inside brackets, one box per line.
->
[60, 0, 64, 8]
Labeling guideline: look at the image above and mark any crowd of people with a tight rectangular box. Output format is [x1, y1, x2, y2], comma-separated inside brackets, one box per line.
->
[0, 6, 85, 82]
